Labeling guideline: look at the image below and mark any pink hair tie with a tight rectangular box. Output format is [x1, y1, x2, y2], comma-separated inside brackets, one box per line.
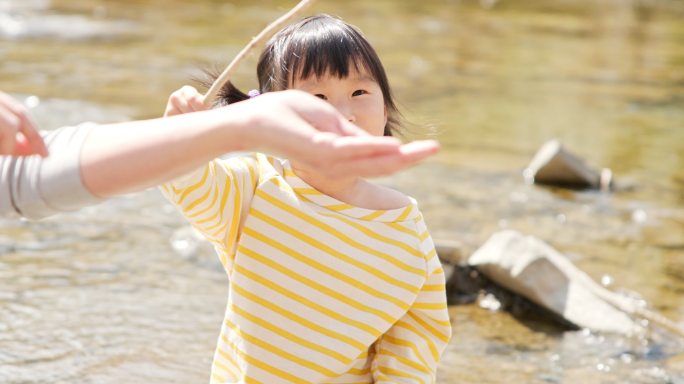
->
[248, 89, 261, 98]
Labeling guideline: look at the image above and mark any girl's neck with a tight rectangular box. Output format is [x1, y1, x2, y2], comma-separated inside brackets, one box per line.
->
[290, 161, 411, 211]
[291, 164, 362, 201]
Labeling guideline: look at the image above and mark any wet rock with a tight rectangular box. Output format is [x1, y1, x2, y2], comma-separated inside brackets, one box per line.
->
[445, 263, 579, 331]
[467, 230, 642, 335]
[524, 139, 613, 191]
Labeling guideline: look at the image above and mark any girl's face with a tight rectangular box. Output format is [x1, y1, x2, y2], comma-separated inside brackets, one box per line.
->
[292, 65, 388, 137]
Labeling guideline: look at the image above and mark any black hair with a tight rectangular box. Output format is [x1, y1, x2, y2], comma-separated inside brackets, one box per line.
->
[206, 14, 402, 136]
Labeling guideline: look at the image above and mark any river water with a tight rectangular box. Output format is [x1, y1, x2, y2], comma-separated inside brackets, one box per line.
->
[1, 0, 683, 382]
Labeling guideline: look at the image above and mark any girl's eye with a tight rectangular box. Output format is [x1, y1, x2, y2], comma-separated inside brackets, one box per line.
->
[352, 89, 367, 97]
[314, 94, 328, 100]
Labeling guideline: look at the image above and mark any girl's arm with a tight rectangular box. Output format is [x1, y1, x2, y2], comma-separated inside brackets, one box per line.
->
[372, 246, 452, 383]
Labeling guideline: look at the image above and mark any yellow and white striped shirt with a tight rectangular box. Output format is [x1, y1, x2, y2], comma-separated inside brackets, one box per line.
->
[161, 153, 451, 384]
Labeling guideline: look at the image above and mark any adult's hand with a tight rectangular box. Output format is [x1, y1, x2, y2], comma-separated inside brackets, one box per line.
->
[81, 88, 438, 197]
[236, 90, 439, 178]
[165, 86, 439, 179]
[0, 92, 48, 157]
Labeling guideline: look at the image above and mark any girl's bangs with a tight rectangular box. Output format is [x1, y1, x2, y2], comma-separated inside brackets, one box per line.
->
[285, 22, 380, 84]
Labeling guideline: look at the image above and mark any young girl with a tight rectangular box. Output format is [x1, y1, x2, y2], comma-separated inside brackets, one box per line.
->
[162, 14, 450, 384]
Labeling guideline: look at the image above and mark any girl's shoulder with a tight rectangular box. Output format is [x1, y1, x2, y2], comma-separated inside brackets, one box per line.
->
[360, 181, 413, 211]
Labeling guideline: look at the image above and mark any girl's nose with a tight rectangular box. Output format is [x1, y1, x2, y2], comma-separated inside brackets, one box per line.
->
[333, 101, 355, 123]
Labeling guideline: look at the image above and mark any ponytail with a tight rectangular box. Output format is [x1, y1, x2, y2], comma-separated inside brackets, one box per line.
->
[217, 81, 250, 106]
[195, 67, 253, 108]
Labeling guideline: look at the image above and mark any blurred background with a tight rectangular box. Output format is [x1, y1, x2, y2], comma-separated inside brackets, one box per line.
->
[0, 0, 683, 382]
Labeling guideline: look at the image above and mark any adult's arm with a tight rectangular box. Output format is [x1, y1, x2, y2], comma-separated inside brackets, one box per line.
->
[1, 90, 438, 220]
[0, 124, 100, 219]
[80, 89, 439, 198]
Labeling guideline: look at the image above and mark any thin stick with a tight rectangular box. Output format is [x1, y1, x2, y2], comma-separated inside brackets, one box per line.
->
[203, 0, 318, 106]
[588, 284, 684, 338]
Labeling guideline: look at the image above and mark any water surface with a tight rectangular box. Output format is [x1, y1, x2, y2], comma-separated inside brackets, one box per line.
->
[1, 0, 683, 382]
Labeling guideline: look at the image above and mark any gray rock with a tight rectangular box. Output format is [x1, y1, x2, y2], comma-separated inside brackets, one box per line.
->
[468, 230, 641, 335]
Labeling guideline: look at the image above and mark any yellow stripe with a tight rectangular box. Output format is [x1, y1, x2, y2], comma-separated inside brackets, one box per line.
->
[230, 303, 353, 365]
[419, 230, 430, 242]
[412, 302, 448, 311]
[211, 220, 229, 242]
[211, 372, 226, 383]
[256, 188, 426, 276]
[212, 360, 237, 381]
[225, 318, 339, 377]
[378, 349, 431, 374]
[234, 264, 382, 336]
[408, 311, 451, 343]
[257, 153, 279, 173]
[216, 346, 241, 374]
[188, 183, 220, 219]
[205, 183, 237, 231]
[346, 367, 371, 376]
[224, 173, 242, 248]
[194, 183, 230, 225]
[382, 334, 432, 368]
[432, 318, 452, 328]
[184, 180, 214, 214]
[386, 222, 421, 239]
[251, 209, 421, 294]
[324, 214, 424, 259]
[325, 203, 355, 211]
[377, 365, 424, 382]
[177, 165, 210, 205]
[240, 245, 397, 323]
[231, 283, 366, 350]
[293, 187, 322, 195]
[242, 227, 410, 310]
[342, 379, 373, 383]
[220, 333, 308, 383]
[426, 248, 437, 259]
[394, 319, 440, 361]
[215, 248, 229, 271]
[244, 376, 264, 384]
[359, 210, 386, 220]
[170, 183, 183, 196]
[176, 160, 214, 205]
[422, 284, 444, 292]
[236, 156, 257, 185]
[395, 205, 414, 222]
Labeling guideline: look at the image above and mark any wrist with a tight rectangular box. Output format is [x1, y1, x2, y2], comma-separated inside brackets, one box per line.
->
[217, 101, 268, 153]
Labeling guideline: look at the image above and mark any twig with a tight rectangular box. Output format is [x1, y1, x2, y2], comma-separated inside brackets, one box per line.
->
[588, 283, 684, 338]
[203, 0, 318, 106]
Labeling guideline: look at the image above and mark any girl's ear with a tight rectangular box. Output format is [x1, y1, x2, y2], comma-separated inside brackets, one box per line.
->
[383, 106, 388, 126]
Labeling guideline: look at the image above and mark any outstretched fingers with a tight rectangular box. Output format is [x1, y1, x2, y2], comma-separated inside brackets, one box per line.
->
[311, 133, 402, 157]
[323, 138, 440, 178]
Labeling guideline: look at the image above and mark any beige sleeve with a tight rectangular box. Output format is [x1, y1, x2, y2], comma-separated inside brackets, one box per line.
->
[371, 231, 452, 383]
[159, 154, 259, 272]
[0, 123, 103, 220]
